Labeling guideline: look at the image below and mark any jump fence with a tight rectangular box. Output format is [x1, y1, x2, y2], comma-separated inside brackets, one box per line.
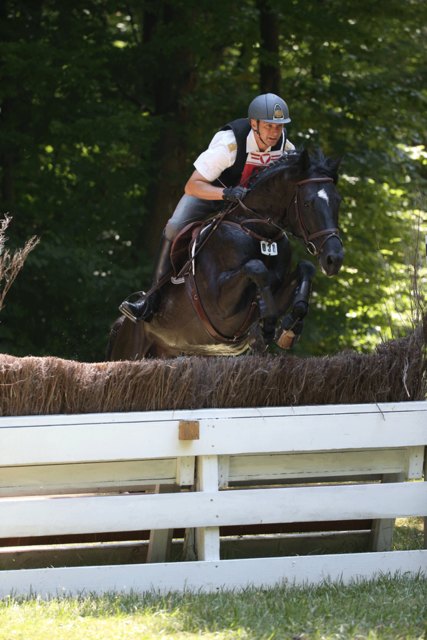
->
[0, 401, 426, 596]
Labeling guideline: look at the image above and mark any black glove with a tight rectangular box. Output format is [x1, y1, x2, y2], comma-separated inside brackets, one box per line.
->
[222, 185, 248, 203]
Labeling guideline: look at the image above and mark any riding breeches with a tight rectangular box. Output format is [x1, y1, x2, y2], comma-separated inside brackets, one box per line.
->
[164, 195, 223, 241]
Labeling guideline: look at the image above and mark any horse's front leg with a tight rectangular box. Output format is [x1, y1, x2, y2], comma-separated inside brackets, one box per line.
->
[218, 258, 277, 320]
[274, 260, 316, 349]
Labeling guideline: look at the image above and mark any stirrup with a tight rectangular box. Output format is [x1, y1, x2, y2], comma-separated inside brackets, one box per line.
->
[119, 301, 140, 323]
[119, 289, 161, 324]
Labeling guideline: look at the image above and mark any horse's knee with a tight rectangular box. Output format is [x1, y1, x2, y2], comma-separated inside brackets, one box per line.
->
[298, 260, 316, 281]
[243, 259, 269, 280]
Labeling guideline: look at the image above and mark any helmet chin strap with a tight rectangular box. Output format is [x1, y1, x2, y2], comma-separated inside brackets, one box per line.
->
[253, 120, 269, 150]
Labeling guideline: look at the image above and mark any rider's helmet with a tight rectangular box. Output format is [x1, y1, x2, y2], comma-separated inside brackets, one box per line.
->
[248, 93, 291, 124]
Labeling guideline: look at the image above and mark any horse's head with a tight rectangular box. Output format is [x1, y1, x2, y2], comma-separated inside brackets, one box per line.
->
[245, 148, 344, 276]
[287, 149, 344, 276]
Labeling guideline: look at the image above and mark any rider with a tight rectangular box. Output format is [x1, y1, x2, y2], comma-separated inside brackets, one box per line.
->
[120, 92, 295, 323]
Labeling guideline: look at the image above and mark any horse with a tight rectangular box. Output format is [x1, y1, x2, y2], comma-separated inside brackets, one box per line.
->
[107, 148, 344, 360]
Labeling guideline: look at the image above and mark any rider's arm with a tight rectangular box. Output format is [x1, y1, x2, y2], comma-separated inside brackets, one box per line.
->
[184, 170, 225, 200]
[185, 129, 237, 200]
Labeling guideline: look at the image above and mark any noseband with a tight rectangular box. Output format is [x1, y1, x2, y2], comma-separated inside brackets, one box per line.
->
[291, 177, 342, 256]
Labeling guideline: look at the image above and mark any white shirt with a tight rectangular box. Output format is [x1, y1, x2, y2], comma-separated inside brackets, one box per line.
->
[194, 129, 295, 183]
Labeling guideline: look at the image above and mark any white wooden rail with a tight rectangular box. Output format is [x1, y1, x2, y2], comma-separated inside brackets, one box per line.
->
[0, 401, 426, 596]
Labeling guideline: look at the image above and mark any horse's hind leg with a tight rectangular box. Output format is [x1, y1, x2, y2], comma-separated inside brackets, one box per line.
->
[107, 316, 151, 361]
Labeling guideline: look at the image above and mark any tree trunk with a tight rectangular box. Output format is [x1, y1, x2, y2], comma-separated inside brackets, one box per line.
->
[138, 3, 198, 258]
[257, 0, 281, 94]
[0, 101, 16, 208]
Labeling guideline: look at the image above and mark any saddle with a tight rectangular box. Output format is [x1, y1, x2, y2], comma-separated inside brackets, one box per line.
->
[170, 219, 215, 281]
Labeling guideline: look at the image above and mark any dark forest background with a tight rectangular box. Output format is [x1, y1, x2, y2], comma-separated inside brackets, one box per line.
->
[1, 0, 426, 362]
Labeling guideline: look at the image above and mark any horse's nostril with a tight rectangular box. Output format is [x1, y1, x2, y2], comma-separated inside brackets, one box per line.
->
[324, 252, 343, 275]
[327, 252, 343, 265]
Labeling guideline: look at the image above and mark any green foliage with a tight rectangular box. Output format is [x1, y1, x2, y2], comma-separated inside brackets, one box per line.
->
[0, 0, 426, 360]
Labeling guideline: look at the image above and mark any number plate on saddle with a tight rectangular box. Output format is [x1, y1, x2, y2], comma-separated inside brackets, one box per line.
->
[260, 240, 278, 256]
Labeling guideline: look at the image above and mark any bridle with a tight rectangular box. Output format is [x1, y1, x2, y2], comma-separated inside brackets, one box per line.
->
[289, 177, 342, 256]
[233, 175, 342, 258]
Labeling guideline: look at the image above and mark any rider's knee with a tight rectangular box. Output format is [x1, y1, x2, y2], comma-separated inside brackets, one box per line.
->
[164, 220, 178, 242]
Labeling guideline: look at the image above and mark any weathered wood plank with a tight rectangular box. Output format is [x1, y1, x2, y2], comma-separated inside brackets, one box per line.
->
[222, 447, 425, 485]
[1, 403, 426, 466]
[1, 481, 425, 538]
[0, 459, 179, 496]
[0, 550, 425, 597]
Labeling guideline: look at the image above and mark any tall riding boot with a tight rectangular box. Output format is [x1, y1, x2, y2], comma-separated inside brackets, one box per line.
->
[119, 237, 173, 323]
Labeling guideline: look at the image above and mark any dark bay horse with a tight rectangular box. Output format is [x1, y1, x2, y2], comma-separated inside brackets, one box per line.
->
[107, 148, 344, 359]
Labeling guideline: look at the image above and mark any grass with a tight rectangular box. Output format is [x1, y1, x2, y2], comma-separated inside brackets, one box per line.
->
[393, 517, 425, 551]
[0, 575, 426, 640]
[0, 518, 425, 640]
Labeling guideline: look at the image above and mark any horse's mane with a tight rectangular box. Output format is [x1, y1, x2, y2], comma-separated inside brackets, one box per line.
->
[247, 148, 338, 191]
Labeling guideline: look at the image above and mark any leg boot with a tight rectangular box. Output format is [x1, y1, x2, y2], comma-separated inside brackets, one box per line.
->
[119, 237, 173, 323]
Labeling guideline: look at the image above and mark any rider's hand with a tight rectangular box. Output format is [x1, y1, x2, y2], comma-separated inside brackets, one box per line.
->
[222, 185, 248, 203]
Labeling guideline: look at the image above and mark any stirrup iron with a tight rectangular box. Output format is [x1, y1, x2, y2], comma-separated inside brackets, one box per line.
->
[119, 301, 139, 323]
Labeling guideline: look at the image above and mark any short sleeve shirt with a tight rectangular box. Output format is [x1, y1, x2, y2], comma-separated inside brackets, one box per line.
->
[194, 129, 295, 183]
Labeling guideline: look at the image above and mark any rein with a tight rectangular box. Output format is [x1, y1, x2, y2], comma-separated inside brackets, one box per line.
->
[232, 199, 286, 240]
[223, 218, 285, 243]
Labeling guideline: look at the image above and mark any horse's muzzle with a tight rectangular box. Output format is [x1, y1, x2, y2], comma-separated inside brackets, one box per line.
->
[319, 237, 344, 276]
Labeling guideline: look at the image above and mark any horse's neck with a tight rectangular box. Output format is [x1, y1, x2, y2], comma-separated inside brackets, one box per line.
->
[243, 177, 293, 222]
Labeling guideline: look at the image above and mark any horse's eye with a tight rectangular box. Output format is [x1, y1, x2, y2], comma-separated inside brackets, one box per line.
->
[304, 201, 310, 208]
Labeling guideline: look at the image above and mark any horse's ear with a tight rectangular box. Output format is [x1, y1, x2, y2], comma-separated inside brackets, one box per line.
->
[300, 147, 311, 172]
[327, 156, 342, 182]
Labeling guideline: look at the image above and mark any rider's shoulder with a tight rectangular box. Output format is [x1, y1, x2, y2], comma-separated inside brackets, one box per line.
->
[206, 128, 237, 153]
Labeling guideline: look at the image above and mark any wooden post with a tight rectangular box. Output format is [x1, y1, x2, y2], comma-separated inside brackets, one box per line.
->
[369, 473, 404, 552]
[147, 484, 179, 563]
[424, 446, 427, 549]
[195, 455, 220, 561]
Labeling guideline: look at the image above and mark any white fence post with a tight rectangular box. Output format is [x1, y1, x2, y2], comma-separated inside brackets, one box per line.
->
[195, 455, 221, 561]
[424, 446, 427, 550]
